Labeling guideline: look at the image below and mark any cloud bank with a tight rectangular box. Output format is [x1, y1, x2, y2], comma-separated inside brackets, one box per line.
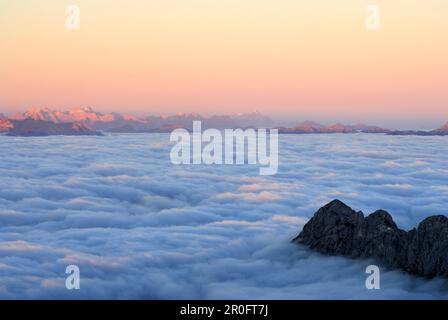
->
[0, 133, 447, 299]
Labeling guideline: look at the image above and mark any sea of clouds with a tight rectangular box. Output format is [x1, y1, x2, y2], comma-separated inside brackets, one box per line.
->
[0, 133, 447, 299]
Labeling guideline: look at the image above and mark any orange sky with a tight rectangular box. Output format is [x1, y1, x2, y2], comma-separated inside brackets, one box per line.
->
[0, 0, 447, 126]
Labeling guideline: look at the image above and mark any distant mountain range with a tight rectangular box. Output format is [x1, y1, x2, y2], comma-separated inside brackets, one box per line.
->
[0, 118, 102, 137]
[9, 107, 274, 131]
[278, 121, 390, 134]
[1, 107, 447, 136]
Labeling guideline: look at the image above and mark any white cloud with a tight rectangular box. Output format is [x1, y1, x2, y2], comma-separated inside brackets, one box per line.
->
[0, 133, 447, 299]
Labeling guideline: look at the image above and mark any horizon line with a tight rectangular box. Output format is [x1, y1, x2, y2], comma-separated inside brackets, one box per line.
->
[2, 106, 447, 130]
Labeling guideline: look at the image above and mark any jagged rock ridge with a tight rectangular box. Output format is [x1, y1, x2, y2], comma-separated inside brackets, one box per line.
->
[293, 200, 448, 278]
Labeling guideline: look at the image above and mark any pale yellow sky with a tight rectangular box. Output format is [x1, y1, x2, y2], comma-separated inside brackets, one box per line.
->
[0, 0, 447, 126]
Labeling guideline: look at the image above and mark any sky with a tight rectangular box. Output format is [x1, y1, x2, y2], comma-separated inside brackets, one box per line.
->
[0, 0, 447, 127]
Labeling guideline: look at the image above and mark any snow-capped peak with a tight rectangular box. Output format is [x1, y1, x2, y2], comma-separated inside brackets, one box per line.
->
[70, 106, 95, 114]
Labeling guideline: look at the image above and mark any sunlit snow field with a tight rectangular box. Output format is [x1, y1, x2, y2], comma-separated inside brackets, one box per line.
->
[0, 133, 447, 299]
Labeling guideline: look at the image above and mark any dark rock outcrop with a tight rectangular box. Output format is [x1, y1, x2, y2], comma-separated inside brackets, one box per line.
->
[293, 200, 448, 278]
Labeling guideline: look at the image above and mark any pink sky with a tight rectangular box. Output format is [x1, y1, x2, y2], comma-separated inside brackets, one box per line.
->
[0, 0, 447, 127]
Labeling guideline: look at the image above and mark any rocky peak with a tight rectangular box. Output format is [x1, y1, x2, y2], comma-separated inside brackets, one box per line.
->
[294, 200, 448, 278]
[320, 199, 358, 217]
[0, 119, 13, 132]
